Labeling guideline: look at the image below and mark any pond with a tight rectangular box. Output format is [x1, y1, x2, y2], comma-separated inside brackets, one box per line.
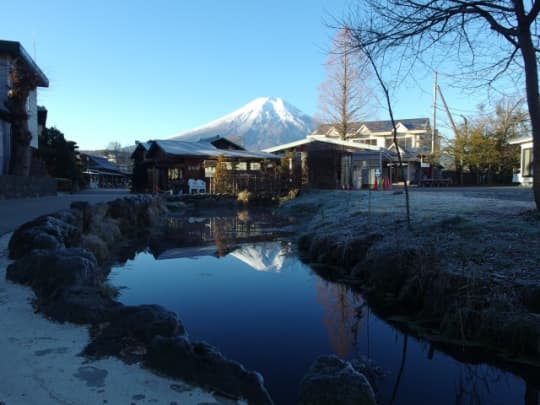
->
[108, 210, 539, 405]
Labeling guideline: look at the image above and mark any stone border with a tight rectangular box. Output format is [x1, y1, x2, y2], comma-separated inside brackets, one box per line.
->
[5, 195, 273, 404]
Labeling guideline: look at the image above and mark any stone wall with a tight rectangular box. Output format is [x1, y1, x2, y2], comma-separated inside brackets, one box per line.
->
[0, 174, 56, 198]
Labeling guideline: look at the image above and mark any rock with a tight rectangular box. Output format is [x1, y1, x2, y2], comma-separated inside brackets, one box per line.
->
[90, 217, 122, 245]
[298, 355, 377, 405]
[40, 286, 122, 324]
[50, 209, 83, 229]
[109, 304, 183, 343]
[349, 357, 385, 394]
[6, 248, 99, 297]
[84, 304, 183, 358]
[70, 201, 93, 232]
[9, 215, 82, 259]
[80, 233, 110, 264]
[146, 336, 274, 405]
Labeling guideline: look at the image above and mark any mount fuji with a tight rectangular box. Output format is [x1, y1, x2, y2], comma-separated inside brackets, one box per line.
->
[170, 97, 315, 151]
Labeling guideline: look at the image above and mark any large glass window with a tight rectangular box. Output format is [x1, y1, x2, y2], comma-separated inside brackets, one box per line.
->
[522, 147, 533, 177]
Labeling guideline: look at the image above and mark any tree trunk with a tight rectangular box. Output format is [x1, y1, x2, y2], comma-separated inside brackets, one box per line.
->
[518, 14, 540, 209]
[10, 122, 32, 176]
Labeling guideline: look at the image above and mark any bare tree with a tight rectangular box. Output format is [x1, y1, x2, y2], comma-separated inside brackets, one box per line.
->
[106, 141, 123, 163]
[317, 28, 374, 139]
[341, 0, 540, 208]
[4, 59, 40, 176]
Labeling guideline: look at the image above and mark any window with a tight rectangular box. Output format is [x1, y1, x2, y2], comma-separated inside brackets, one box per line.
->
[236, 162, 247, 170]
[250, 162, 261, 170]
[205, 167, 216, 177]
[523, 147, 533, 177]
[386, 137, 412, 150]
[187, 164, 200, 171]
[168, 168, 180, 181]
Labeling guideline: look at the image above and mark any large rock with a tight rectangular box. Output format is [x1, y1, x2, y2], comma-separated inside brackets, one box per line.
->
[80, 233, 110, 264]
[8, 214, 82, 259]
[298, 355, 377, 405]
[6, 248, 99, 297]
[40, 286, 122, 324]
[50, 208, 83, 229]
[84, 304, 183, 359]
[146, 336, 274, 405]
[70, 201, 93, 232]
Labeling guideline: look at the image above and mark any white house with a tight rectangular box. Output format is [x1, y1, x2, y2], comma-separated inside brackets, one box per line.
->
[312, 118, 437, 155]
[264, 118, 437, 188]
[0, 40, 49, 175]
[509, 135, 533, 186]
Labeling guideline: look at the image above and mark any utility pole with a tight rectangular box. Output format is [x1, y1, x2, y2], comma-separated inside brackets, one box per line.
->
[437, 84, 458, 137]
[432, 72, 438, 154]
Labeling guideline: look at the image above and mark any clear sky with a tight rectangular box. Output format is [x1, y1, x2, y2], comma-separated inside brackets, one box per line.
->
[1, 0, 519, 150]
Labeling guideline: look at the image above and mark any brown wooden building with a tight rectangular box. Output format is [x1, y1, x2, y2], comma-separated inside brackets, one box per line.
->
[264, 135, 395, 189]
[131, 136, 282, 194]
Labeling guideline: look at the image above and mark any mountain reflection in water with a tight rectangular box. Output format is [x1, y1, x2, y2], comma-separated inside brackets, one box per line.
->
[109, 211, 538, 405]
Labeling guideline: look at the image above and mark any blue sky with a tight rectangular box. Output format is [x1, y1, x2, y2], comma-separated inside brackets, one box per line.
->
[1, 1, 516, 150]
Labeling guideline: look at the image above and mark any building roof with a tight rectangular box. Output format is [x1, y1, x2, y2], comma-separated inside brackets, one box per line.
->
[263, 134, 381, 153]
[148, 139, 280, 160]
[314, 118, 431, 137]
[82, 153, 128, 174]
[197, 135, 245, 150]
[0, 40, 49, 87]
[508, 135, 533, 145]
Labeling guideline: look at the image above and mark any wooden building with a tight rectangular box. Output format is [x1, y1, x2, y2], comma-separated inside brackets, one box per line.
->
[80, 153, 130, 188]
[264, 135, 394, 189]
[264, 118, 435, 188]
[131, 136, 282, 194]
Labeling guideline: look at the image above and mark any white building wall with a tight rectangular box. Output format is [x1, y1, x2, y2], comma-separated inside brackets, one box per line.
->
[519, 141, 533, 187]
[27, 89, 38, 148]
[0, 55, 10, 174]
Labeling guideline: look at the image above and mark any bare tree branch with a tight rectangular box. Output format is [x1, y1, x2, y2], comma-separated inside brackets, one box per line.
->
[341, 0, 540, 209]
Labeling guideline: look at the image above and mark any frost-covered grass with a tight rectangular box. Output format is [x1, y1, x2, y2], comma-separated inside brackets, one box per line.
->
[281, 187, 540, 360]
[281, 187, 539, 303]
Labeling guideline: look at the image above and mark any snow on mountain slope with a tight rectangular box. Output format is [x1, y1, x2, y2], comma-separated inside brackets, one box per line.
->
[170, 97, 315, 151]
[230, 243, 285, 272]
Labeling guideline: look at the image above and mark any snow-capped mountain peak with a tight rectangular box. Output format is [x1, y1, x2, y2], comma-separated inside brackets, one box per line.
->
[171, 97, 314, 151]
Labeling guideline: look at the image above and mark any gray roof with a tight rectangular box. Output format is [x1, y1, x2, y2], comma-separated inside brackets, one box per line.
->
[315, 118, 430, 136]
[148, 139, 280, 160]
[0, 40, 49, 87]
[83, 154, 127, 174]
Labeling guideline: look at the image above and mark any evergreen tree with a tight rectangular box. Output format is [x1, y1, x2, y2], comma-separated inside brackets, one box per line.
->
[38, 127, 82, 185]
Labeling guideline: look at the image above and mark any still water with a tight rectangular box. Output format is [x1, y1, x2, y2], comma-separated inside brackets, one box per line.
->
[109, 211, 538, 405]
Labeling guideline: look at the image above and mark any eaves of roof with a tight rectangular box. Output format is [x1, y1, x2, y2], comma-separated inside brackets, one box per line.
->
[0, 40, 49, 87]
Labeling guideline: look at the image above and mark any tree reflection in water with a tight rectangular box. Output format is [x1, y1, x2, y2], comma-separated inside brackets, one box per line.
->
[315, 280, 364, 357]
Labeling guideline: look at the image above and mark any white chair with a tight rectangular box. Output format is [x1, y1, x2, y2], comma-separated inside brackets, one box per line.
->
[194, 179, 206, 194]
[188, 179, 206, 194]
[188, 178, 196, 194]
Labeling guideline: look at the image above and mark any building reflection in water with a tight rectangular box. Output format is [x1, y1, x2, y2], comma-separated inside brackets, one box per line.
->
[153, 210, 285, 259]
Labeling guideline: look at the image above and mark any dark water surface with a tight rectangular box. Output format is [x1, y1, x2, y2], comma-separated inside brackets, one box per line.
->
[109, 211, 538, 405]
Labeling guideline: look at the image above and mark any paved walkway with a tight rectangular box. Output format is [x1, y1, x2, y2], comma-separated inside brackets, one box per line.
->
[0, 189, 132, 235]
